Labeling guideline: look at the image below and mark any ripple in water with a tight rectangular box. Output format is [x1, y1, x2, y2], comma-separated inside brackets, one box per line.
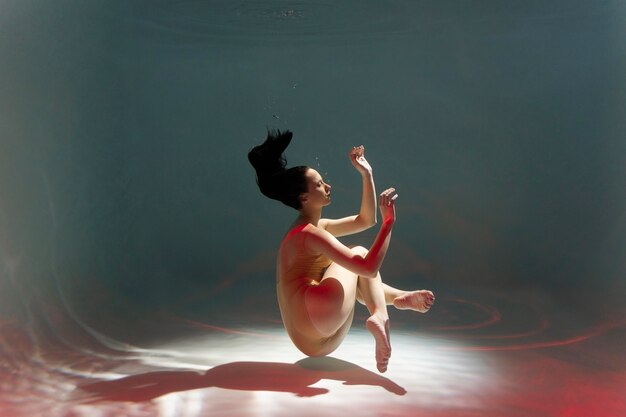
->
[130, 0, 426, 43]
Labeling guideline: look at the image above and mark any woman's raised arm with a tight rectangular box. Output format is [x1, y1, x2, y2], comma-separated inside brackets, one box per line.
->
[307, 188, 398, 278]
[321, 146, 377, 237]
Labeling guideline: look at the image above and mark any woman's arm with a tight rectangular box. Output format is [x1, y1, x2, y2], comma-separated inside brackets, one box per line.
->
[322, 146, 377, 237]
[307, 188, 398, 278]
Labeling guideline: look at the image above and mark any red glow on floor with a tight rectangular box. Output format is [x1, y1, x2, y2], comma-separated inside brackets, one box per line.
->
[2, 290, 624, 417]
[441, 319, 626, 352]
[489, 355, 626, 417]
[426, 297, 502, 331]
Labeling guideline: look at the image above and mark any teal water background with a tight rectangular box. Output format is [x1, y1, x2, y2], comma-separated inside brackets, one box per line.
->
[1, 1, 624, 344]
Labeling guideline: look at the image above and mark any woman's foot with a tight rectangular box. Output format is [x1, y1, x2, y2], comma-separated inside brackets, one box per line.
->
[393, 290, 435, 313]
[366, 313, 391, 373]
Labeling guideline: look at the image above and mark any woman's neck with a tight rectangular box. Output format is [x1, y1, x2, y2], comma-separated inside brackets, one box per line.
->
[297, 207, 322, 227]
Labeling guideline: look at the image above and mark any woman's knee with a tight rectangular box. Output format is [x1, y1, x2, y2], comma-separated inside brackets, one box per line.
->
[350, 245, 368, 256]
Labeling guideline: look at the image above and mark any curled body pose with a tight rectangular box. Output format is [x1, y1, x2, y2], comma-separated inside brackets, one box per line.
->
[248, 130, 435, 372]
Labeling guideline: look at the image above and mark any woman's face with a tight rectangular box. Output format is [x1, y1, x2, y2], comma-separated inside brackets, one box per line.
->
[303, 168, 331, 207]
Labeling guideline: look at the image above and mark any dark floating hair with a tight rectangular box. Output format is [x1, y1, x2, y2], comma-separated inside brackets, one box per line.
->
[248, 129, 309, 210]
[247, 129, 292, 180]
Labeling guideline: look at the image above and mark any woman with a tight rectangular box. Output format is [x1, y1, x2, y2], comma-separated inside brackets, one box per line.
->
[248, 129, 435, 373]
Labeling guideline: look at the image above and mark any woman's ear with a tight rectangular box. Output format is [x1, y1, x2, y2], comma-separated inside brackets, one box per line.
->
[299, 193, 309, 206]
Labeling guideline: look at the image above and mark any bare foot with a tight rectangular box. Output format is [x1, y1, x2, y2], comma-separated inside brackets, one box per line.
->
[393, 290, 435, 313]
[366, 314, 391, 373]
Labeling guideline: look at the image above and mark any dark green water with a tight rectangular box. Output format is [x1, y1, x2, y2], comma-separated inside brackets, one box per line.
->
[1, 0, 624, 343]
[1, 2, 625, 417]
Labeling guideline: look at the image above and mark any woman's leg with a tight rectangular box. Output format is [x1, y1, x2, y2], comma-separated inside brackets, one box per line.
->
[303, 246, 434, 371]
[357, 283, 436, 313]
[304, 262, 359, 338]
[357, 273, 392, 373]
[357, 283, 402, 305]
[302, 257, 392, 370]
[350, 246, 392, 373]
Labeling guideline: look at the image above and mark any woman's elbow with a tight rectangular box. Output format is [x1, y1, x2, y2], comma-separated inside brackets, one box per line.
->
[362, 217, 376, 230]
[351, 248, 378, 277]
[360, 260, 380, 278]
[356, 216, 376, 230]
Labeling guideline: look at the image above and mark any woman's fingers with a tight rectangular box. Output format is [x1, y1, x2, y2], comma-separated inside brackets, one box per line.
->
[379, 189, 388, 206]
[379, 187, 397, 206]
[379, 188, 398, 222]
[350, 145, 365, 157]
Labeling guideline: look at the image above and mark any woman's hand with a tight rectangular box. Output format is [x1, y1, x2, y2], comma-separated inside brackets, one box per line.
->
[349, 145, 372, 176]
[379, 188, 398, 224]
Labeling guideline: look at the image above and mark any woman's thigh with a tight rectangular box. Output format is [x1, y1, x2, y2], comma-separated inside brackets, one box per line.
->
[304, 262, 359, 337]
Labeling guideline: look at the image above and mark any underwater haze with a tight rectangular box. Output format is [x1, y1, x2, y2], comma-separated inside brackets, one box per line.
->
[1, 1, 625, 417]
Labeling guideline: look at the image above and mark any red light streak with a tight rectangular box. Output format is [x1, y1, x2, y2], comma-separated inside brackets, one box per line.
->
[441, 319, 626, 352]
[181, 319, 281, 340]
[427, 298, 502, 331]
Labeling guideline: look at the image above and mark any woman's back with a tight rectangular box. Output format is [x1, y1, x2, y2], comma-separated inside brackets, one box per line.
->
[277, 223, 332, 293]
[275, 223, 338, 355]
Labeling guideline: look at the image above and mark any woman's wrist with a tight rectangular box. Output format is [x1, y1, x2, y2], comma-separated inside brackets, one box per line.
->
[382, 218, 395, 227]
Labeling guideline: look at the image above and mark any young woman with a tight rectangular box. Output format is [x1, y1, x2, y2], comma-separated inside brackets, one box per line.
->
[248, 129, 435, 373]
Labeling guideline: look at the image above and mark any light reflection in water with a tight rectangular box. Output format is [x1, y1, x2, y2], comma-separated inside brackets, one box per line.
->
[88, 329, 497, 417]
[2, 302, 625, 416]
[0, 322, 498, 417]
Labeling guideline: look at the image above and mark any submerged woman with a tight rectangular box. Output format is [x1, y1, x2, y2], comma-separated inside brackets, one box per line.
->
[248, 129, 435, 373]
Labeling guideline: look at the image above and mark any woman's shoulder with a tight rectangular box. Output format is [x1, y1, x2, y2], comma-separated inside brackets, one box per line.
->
[300, 223, 331, 240]
[278, 223, 325, 262]
[281, 222, 329, 250]
[285, 221, 324, 237]
[281, 222, 314, 247]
